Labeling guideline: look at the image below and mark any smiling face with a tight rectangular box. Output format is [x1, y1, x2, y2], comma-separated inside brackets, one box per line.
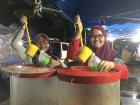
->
[89, 28, 106, 48]
[35, 36, 49, 52]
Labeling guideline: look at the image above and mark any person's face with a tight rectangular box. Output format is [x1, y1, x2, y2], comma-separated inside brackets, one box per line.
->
[89, 29, 105, 48]
[35, 36, 49, 52]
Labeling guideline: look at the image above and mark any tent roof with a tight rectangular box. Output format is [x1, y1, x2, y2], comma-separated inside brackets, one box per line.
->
[55, 0, 140, 27]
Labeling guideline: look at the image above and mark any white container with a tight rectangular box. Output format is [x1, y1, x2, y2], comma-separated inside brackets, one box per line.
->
[57, 66, 122, 105]
[3, 65, 58, 105]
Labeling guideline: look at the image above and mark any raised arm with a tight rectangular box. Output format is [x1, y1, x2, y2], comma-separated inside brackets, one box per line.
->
[67, 15, 83, 60]
[73, 15, 83, 40]
[11, 25, 26, 49]
[11, 16, 32, 64]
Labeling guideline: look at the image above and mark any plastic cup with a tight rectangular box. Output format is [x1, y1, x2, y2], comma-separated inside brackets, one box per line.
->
[89, 64, 101, 72]
[39, 57, 51, 66]
[26, 44, 39, 57]
[77, 46, 92, 63]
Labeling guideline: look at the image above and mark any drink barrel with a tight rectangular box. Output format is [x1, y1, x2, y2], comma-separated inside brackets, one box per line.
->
[2, 64, 58, 105]
[57, 66, 125, 105]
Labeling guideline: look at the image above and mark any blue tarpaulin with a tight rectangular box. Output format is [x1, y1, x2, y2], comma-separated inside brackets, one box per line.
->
[28, 0, 140, 39]
[53, 0, 140, 39]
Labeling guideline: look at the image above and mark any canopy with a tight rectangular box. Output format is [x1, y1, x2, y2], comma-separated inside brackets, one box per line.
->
[3, 0, 140, 39]
[54, 0, 140, 27]
[54, 0, 140, 39]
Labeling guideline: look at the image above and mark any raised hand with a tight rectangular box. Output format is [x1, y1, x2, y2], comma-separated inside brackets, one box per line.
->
[20, 16, 28, 26]
[99, 60, 115, 72]
[74, 15, 83, 34]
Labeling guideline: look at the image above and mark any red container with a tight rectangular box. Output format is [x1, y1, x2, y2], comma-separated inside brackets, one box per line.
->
[2, 64, 56, 78]
[2, 64, 58, 105]
[57, 66, 122, 84]
[57, 66, 126, 105]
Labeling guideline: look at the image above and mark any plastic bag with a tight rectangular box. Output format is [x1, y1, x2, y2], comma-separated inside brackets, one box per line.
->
[38, 50, 51, 66]
[88, 53, 101, 71]
[0, 24, 23, 65]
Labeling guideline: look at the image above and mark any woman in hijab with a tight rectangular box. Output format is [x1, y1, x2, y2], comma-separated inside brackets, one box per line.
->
[67, 15, 128, 75]
[11, 16, 60, 68]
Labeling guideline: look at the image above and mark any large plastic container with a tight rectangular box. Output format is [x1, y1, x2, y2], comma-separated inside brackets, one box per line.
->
[2, 64, 58, 105]
[57, 66, 124, 105]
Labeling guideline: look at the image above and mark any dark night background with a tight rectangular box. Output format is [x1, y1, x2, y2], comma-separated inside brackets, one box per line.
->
[1, 0, 140, 42]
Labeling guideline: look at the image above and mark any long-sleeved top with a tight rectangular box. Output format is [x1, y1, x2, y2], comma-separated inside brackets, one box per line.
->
[67, 39, 128, 79]
[11, 26, 32, 64]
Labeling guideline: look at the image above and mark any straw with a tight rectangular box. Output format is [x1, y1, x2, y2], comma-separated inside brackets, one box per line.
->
[25, 24, 31, 44]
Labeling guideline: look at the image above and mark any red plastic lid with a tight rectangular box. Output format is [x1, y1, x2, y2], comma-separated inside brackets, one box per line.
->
[2, 64, 57, 78]
[57, 66, 121, 84]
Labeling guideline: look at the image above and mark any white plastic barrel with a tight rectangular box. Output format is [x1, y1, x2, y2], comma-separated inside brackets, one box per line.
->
[57, 66, 124, 105]
[3, 64, 58, 105]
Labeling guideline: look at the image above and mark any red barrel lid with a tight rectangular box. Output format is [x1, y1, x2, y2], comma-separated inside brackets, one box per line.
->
[2, 64, 57, 78]
[57, 66, 121, 84]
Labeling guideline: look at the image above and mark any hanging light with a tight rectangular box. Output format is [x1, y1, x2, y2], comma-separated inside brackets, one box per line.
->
[107, 33, 115, 42]
[131, 29, 140, 42]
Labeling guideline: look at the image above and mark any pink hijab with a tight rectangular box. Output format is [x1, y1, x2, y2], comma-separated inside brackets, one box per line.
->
[87, 25, 118, 61]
